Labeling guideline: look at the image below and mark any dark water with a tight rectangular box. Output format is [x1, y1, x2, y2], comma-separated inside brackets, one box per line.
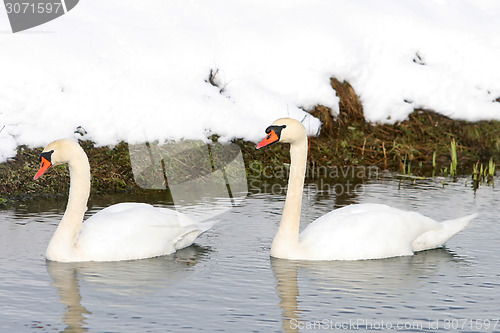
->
[0, 176, 498, 332]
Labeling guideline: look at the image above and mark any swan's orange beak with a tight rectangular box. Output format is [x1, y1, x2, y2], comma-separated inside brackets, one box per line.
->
[34, 157, 52, 180]
[256, 130, 279, 149]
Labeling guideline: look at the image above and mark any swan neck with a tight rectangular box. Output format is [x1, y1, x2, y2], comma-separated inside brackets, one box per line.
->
[46, 150, 90, 261]
[271, 137, 307, 257]
[66, 157, 91, 219]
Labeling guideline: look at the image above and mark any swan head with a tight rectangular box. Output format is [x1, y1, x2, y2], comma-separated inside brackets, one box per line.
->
[256, 118, 307, 149]
[34, 139, 83, 180]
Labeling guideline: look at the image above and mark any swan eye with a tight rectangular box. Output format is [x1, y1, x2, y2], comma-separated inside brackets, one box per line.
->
[39, 150, 54, 163]
[265, 125, 286, 135]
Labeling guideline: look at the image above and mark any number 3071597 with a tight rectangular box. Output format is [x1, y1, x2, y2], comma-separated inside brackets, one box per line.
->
[5, 2, 64, 14]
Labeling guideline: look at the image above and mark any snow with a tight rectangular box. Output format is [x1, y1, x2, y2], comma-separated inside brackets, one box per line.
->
[1, 0, 500, 162]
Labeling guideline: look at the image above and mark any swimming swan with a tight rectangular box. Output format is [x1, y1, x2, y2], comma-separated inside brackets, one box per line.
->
[34, 139, 213, 262]
[256, 118, 477, 260]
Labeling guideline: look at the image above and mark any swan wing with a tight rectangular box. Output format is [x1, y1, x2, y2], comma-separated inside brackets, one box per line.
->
[299, 203, 442, 260]
[76, 203, 211, 261]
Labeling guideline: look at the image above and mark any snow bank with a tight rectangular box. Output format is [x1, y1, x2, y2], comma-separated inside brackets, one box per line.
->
[1, 0, 499, 162]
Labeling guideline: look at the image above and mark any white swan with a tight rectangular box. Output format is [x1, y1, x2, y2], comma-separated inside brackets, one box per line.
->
[34, 139, 214, 262]
[256, 118, 477, 260]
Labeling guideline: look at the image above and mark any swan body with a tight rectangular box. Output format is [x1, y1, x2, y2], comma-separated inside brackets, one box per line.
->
[56, 202, 212, 262]
[35, 139, 213, 262]
[256, 118, 476, 261]
[297, 203, 474, 260]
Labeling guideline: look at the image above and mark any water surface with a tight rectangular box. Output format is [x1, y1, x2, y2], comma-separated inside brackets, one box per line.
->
[0, 176, 498, 332]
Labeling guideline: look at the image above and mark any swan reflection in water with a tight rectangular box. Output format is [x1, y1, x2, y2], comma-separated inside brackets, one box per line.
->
[46, 245, 210, 332]
[271, 248, 468, 333]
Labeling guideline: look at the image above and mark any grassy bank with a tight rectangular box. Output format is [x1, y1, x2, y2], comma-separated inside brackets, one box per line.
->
[243, 79, 499, 177]
[1, 79, 498, 206]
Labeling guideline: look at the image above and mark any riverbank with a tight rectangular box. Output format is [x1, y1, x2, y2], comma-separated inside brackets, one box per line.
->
[1, 79, 498, 206]
[243, 79, 499, 177]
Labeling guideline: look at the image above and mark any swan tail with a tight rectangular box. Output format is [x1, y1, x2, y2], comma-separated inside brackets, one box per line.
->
[174, 230, 203, 250]
[173, 219, 217, 250]
[412, 213, 478, 252]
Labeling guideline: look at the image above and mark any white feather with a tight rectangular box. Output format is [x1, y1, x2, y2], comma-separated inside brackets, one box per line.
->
[36, 140, 214, 262]
[258, 118, 476, 261]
